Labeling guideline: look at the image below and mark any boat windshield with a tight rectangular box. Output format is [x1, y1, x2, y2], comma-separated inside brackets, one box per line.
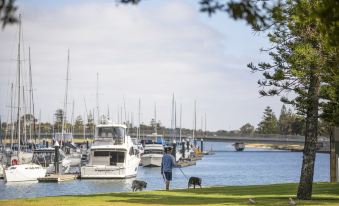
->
[97, 127, 125, 144]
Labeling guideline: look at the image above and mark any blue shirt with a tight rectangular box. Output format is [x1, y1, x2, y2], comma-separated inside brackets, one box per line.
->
[161, 153, 176, 173]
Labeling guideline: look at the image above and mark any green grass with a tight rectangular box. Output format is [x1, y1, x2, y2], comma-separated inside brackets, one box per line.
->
[1, 183, 338, 206]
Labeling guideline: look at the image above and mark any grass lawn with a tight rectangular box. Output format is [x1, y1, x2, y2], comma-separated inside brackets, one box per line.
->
[1, 182, 338, 206]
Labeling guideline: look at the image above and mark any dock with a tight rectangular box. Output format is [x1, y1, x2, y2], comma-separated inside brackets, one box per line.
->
[188, 156, 202, 161]
[38, 174, 78, 183]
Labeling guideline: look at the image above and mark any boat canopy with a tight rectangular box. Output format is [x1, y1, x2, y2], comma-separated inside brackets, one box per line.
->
[95, 126, 125, 144]
[142, 133, 164, 145]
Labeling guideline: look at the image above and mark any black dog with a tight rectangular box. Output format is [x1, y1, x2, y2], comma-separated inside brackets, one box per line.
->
[187, 177, 202, 189]
[131, 180, 147, 192]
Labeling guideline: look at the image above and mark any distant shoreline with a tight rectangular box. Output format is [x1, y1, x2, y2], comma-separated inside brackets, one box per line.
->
[246, 143, 304, 151]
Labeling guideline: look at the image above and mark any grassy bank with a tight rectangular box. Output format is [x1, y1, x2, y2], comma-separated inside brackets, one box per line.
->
[1, 183, 338, 206]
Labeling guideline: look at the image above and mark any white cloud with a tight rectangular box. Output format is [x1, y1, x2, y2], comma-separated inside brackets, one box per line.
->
[0, 0, 282, 131]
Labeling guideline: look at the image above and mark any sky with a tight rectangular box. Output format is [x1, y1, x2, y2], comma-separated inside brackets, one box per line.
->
[0, 0, 285, 131]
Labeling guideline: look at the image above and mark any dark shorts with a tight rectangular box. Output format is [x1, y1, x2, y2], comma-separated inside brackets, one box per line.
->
[163, 171, 172, 181]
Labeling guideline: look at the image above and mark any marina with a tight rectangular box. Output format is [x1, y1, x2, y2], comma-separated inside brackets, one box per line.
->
[0, 142, 330, 200]
[0, 0, 338, 205]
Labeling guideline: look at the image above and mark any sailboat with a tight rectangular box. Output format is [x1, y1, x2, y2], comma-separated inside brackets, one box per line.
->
[4, 14, 46, 182]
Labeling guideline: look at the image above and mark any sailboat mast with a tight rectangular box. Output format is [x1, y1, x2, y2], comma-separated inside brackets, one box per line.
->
[154, 102, 157, 134]
[83, 113, 86, 140]
[192, 100, 196, 143]
[138, 98, 141, 140]
[28, 47, 32, 143]
[83, 97, 88, 140]
[120, 106, 123, 124]
[117, 105, 119, 124]
[61, 49, 70, 143]
[10, 83, 14, 149]
[107, 105, 110, 120]
[28, 47, 36, 143]
[174, 101, 177, 141]
[22, 85, 27, 144]
[171, 94, 175, 141]
[71, 100, 75, 135]
[123, 97, 127, 124]
[204, 113, 207, 138]
[179, 103, 182, 143]
[38, 110, 41, 140]
[96, 72, 99, 124]
[16, 14, 22, 152]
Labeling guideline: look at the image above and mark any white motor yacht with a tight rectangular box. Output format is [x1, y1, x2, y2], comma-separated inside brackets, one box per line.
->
[141, 133, 165, 167]
[81, 123, 140, 179]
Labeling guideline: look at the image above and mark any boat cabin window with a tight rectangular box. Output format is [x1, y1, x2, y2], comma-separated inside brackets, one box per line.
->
[97, 127, 125, 144]
[94, 151, 110, 156]
[110, 152, 125, 165]
[92, 151, 125, 166]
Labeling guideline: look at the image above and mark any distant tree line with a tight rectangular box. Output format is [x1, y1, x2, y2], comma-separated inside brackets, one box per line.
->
[237, 105, 332, 137]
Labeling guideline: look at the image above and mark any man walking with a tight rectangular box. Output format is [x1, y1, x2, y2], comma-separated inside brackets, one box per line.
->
[161, 146, 176, 190]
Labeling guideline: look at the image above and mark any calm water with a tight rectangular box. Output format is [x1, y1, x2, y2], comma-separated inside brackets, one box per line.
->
[0, 142, 329, 200]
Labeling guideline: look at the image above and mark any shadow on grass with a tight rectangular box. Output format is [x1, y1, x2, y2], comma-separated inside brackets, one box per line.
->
[67, 183, 339, 205]
[69, 186, 339, 205]
[101, 193, 339, 205]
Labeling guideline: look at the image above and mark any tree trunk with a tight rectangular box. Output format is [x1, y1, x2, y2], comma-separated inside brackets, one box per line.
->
[330, 127, 337, 182]
[297, 73, 320, 200]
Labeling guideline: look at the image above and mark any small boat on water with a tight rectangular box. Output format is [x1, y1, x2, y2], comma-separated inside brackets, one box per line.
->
[81, 123, 141, 179]
[141, 133, 165, 167]
[233, 142, 245, 151]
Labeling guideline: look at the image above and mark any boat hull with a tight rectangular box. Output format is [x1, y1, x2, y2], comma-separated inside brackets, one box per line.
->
[80, 163, 139, 179]
[141, 154, 162, 167]
[0, 165, 4, 178]
[4, 164, 46, 182]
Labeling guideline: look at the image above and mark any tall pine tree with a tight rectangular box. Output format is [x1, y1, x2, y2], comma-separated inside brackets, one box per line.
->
[248, 0, 337, 199]
[257, 106, 278, 134]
